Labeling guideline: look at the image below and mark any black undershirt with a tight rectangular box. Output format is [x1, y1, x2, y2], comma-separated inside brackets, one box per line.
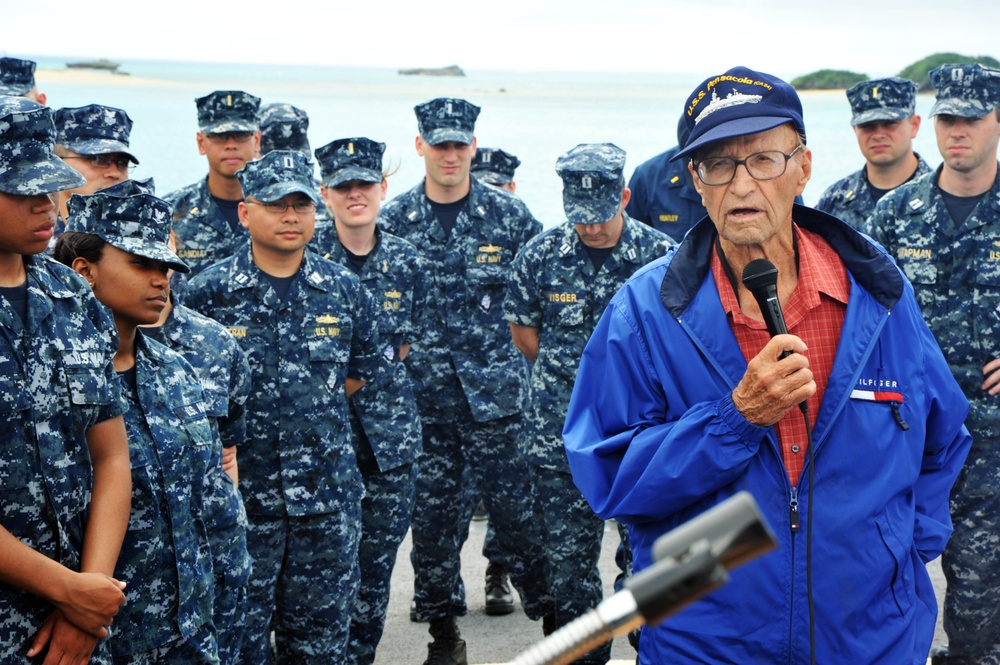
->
[583, 244, 615, 273]
[263, 271, 300, 302]
[340, 244, 371, 275]
[940, 189, 987, 227]
[429, 195, 469, 237]
[211, 195, 243, 234]
[117, 366, 138, 398]
[868, 161, 923, 204]
[0, 282, 28, 324]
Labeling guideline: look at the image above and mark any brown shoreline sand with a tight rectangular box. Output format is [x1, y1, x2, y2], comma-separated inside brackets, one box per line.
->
[35, 67, 179, 88]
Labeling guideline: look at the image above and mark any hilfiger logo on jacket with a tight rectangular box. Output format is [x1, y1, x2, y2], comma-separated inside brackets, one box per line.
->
[851, 376, 909, 430]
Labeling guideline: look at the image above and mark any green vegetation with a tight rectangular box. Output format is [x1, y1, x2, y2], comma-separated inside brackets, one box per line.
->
[897, 53, 1000, 91]
[791, 70, 868, 91]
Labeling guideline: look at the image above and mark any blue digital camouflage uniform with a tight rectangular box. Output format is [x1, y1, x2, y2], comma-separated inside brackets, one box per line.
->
[259, 103, 311, 155]
[110, 332, 218, 664]
[164, 91, 260, 275]
[504, 144, 672, 663]
[185, 239, 380, 662]
[865, 166, 1000, 664]
[312, 135, 429, 661]
[0, 256, 124, 664]
[380, 162, 552, 622]
[0, 95, 120, 664]
[62, 179, 219, 663]
[815, 155, 933, 229]
[317, 225, 430, 664]
[144, 300, 252, 665]
[816, 76, 932, 229]
[164, 177, 250, 275]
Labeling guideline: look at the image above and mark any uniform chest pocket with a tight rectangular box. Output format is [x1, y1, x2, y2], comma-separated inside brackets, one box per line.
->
[308, 335, 352, 394]
[975, 238, 1000, 287]
[544, 294, 586, 327]
[898, 256, 937, 286]
[174, 399, 214, 448]
[64, 355, 113, 407]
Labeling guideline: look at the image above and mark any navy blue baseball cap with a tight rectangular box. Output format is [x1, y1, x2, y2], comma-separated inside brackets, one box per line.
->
[672, 66, 805, 162]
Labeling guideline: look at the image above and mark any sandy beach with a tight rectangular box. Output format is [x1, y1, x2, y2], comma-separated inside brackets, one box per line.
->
[35, 67, 180, 88]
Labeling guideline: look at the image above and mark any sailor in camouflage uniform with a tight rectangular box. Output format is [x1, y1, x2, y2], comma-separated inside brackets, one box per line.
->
[380, 97, 551, 665]
[184, 150, 381, 664]
[817, 76, 932, 229]
[863, 63, 1000, 665]
[52, 104, 139, 239]
[56, 183, 218, 663]
[0, 56, 46, 103]
[313, 136, 430, 664]
[0, 96, 130, 665]
[141, 194, 253, 665]
[504, 143, 672, 664]
[164, 91, 261, 275]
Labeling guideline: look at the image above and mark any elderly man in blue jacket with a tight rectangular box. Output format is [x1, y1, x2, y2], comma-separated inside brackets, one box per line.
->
[563, 66, 973, 665]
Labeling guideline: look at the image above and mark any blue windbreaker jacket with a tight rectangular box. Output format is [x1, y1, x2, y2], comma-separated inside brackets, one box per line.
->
[563, 205, 972, 664]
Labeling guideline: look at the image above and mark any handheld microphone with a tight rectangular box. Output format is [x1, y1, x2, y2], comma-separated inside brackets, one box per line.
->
[741, 258, 806, 414]
[741, 258, 788, 340]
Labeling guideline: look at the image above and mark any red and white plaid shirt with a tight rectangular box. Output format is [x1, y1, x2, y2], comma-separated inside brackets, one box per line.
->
[711, 225, 850, 485]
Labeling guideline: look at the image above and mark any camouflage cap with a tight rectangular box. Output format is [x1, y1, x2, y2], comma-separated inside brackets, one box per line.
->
[414, 98, 480, 145]
[929, 63, 1000, 118]
[55, 104, 139, 164]
[259, 102, 311, 155]
[65, 180, 189, 273]
[0, 96, 86, 196]
[237, 150, 319, 204]
[847, 77, 918, 126]
[556, 143, 626, 226]
[315, 137, 385, 188]
[471, 147, 520, 185]
[0, 57, 36, 96]
[673, 66, 805, 162]
[196, 90, 261, 133]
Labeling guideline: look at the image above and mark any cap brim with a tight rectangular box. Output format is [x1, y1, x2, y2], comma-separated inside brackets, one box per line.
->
[673, 116, 794, 161]
[422, 128, 473, 146]
[850, 108, 910, 126]
[563, 192, 622, 226]
[200, 120, 259, 134]
[0, 157, 87, 195]
[63, 138, 140, 164]
[0, 83, 32, 95]
[253, 180, 319, 204]
[930, 98, 998, 118]
[109, 237, 190, 274]
[474, 171, 512, 185]
[322, 166, 382, 188]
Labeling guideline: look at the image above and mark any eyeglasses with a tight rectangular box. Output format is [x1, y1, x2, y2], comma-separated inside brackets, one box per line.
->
[205, 131, 255, 144]
[246, 200, 317, 214]
[65, 154, 135, 173]
[692, 144, 804, 186]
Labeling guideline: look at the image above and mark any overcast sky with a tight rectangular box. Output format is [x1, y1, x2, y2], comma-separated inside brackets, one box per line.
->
[5, 0, 998, 79]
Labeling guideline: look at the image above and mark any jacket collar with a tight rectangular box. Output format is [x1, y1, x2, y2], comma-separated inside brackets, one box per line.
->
[660, 204, 904, 317]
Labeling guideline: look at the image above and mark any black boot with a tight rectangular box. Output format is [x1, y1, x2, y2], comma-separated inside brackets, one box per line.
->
[423, 616, 467, 665]
[484, 561, 515, 616]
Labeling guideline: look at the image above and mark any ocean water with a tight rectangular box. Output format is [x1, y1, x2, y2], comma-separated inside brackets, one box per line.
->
[31, 56, 944, 228]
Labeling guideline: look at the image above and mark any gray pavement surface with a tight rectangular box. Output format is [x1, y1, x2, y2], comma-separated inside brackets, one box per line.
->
[374, 519, 947, 664]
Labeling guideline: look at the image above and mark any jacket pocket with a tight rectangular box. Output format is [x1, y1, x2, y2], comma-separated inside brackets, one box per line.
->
[875, 509, 914, 617]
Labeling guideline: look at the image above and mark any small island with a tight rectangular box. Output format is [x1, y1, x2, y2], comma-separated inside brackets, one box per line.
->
[398, 64, 465, 77]
[792, 52, 999, 91]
